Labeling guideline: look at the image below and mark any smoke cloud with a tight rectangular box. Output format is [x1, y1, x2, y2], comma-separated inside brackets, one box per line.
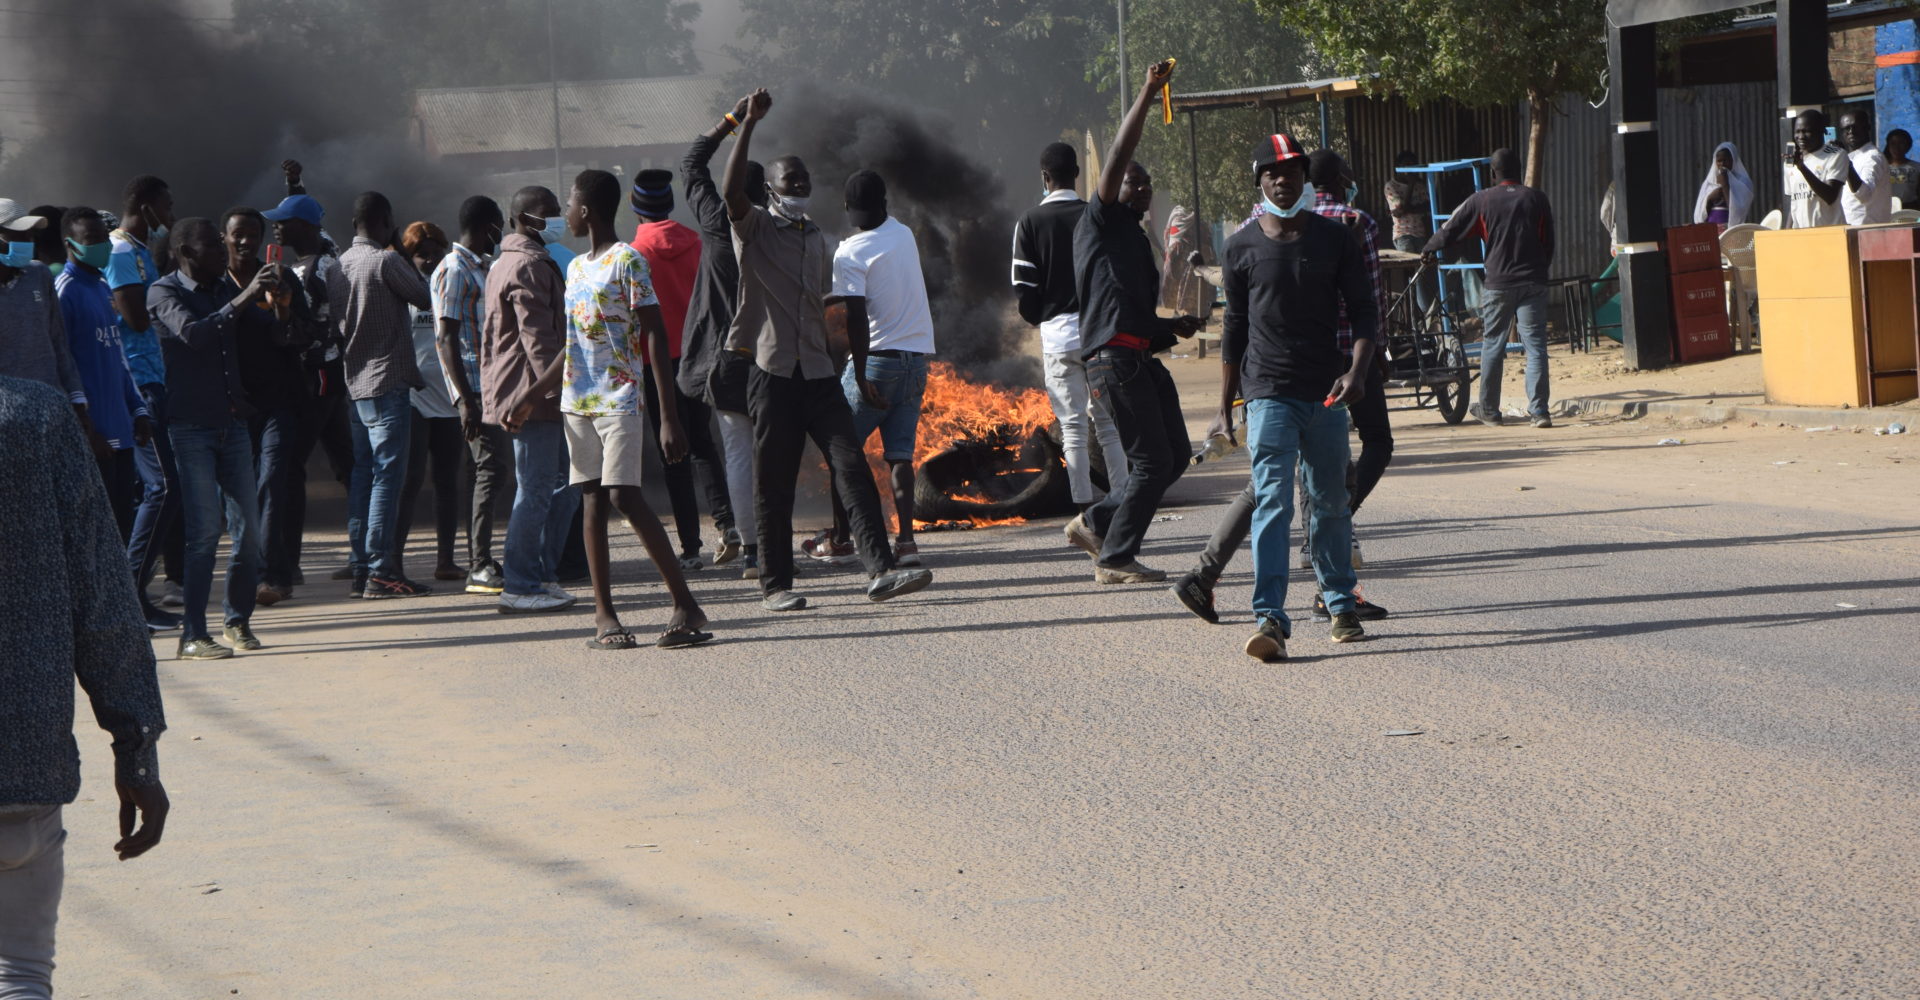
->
[760, 85, 1035, 387]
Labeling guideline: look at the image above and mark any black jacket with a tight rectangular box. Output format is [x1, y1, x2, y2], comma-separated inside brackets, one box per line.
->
[1423, 182, 1555, 290]
[677, 131, 745, 408]
[1011, 192, 1082, 327]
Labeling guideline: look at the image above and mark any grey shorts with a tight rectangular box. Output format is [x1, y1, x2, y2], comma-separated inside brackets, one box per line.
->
[564, 411, 647, 488]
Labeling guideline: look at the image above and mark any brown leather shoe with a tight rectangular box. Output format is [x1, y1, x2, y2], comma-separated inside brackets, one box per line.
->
[254, 583, 289, 607]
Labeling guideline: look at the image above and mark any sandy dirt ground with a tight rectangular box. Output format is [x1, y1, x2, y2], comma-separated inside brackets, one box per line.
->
[52, 347, 1920, 999]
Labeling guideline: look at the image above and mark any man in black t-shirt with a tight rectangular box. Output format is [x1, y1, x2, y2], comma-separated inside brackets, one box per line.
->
[1064, 59, 1203, 585]
[1218, 135, 1378, 662]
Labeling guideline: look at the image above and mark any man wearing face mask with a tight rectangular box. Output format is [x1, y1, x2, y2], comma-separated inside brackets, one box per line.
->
[111, 177, 186, 628]
[1067, 60, 1204, 586]
[338, 191, 434, 600]
[1218, 135, 1379, 662]
[56, 206, 154, 545]
[721, 88, 933, 612]
[481, 185, 580, 614]
[433, 195, 510, 595]
[0, 201, 89, 417]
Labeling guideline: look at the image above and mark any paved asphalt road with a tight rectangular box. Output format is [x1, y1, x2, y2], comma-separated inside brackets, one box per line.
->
[55, 376, 1920, 999]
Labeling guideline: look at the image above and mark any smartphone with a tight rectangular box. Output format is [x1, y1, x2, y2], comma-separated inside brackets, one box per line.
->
[264, 243, 283, 265]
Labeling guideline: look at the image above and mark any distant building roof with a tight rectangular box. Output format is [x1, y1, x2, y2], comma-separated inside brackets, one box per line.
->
[413, 75, 723, 157]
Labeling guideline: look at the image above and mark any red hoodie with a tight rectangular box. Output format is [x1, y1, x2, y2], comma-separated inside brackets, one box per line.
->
[630, 219, 702, 362]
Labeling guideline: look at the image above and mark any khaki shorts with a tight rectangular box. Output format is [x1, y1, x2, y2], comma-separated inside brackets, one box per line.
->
[564, 411, 647, 487]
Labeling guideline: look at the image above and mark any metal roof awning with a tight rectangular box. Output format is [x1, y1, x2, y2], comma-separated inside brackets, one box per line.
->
[1606, 0, 1750, 28]
[1169, 76, 1373, 113]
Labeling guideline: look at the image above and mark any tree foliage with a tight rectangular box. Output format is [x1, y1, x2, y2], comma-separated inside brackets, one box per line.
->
[1261, 0, 1611, 185]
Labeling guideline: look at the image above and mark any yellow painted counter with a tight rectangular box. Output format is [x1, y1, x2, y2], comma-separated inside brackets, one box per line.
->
[1754, 224, 1920, 407]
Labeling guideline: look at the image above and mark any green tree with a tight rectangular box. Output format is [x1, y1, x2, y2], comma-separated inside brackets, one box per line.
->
[1260, 0, 1609, 186]
[1093, 0, 1320, 234]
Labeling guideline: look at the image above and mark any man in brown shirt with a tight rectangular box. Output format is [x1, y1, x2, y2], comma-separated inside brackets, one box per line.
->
[480, 185, 578, 613]
[722, 88, 932, 613]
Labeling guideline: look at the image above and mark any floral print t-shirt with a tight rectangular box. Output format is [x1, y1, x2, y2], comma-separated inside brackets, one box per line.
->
[563, 242, 658, 416]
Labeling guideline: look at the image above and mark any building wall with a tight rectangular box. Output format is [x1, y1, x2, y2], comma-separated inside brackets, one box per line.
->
[1532, 82, 1781, 280]
[1877, 21, 1920, 151]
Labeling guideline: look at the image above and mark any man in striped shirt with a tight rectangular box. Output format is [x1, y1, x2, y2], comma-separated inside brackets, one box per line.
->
[431, 195, 508, 595]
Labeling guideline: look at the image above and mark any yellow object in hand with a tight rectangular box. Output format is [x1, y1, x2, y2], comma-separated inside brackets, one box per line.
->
[1161, 57, 1176, 124]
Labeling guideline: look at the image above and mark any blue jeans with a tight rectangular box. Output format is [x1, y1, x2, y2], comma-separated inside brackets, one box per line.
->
[348, 390, 413, 580]
[1477, 282, 1552, 418]
[1246, 397, 1356, 632]
[129, 384, 180, 610]
[169, 418, 262, 640]
[842, 352, 930, 461]
[245, 405, 304, 588]
[504, 419, 577, 596]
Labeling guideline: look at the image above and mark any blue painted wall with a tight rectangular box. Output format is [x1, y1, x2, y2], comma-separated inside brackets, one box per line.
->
[1876, 21, 1920, 147]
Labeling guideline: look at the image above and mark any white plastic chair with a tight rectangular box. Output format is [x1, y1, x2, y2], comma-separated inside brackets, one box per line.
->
[1894, 209, 1920, 224]
[1759, 209, 1783, 230]
[1720, 224, 1763, 351]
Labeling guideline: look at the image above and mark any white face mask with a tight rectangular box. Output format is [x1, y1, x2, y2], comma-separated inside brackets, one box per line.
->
[768, 190, 810, 220]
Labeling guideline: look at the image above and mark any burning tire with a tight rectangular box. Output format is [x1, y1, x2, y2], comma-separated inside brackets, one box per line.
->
[914, 428, 1073, 523]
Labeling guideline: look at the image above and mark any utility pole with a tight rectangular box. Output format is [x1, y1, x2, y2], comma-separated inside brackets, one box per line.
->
[1116, 0, 1128, 120]
[549, 0, 563, 194]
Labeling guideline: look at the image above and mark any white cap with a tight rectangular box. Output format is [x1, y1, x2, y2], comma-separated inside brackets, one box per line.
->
[0, 198, 48, 232]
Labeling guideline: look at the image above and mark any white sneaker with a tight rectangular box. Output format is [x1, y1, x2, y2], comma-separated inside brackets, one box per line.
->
[542, 581, 575, 603]
[498, 590, 576, 614]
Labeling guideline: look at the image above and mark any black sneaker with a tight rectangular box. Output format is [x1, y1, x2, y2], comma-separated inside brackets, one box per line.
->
[1244, 616, 1288, 662]
[177, 636, 233, 660]
[1468, 403, 1503, 427]
[867, 567, 933, 602]
[364, 576, 433, 599]
[1530, 413, 1553, 428]
[1311, 594, 1390, 622]
[465, 561, 506, 595]
[223, 621, 263, 650]
[1330, 611, 1366, 643]
[1170, 572, 1220, 624]
[349, 573, 368, 599]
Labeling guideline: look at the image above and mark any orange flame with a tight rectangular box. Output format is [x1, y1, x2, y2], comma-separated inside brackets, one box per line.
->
[859, 362, 1054, 529]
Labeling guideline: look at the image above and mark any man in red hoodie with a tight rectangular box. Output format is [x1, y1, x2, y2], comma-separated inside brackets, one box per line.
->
[629, 169, 737, 571]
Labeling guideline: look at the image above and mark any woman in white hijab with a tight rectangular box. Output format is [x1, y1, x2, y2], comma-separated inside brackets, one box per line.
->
[1694, 142, 1754, 230]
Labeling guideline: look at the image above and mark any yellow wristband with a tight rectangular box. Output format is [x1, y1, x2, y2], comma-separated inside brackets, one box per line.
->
[724, 112, 740, 129]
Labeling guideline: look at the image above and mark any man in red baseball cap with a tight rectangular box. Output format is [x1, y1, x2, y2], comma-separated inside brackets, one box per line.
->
[1212, 134, 1379, 662]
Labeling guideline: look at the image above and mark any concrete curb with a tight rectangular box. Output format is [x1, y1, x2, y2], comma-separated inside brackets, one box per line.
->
[1557, 396, 1912, 431]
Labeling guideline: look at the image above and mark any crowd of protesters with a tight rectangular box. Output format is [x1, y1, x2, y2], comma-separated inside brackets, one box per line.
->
[3, 64, 1579, 994]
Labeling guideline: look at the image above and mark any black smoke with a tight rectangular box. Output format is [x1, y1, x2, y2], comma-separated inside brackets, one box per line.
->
[760, 86, 1036, 387]
[0, 1, 475, 236]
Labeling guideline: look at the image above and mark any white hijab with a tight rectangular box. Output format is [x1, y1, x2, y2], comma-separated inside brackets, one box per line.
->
[1694, 141, 1754, 224]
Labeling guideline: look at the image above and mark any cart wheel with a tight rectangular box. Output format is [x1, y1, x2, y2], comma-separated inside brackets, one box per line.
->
[1435, 343, 1470, 425]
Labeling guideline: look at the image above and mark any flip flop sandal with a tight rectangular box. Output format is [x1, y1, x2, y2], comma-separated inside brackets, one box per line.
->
[585, 628, 639, 651]
[656, 625, 715, 649]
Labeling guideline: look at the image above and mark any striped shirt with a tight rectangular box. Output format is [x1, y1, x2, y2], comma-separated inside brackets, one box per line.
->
[430, 241, 488, 395]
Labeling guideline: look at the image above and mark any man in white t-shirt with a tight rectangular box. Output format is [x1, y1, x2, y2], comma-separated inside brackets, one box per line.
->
[832, 170, 935, 566]
[1783, 109, 1846, 229]
[1840, 106, 1893, 225]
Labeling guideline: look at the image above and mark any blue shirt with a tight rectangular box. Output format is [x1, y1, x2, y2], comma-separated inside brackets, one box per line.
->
[106, 230, 165, 388]
[55, 266, 148, 449]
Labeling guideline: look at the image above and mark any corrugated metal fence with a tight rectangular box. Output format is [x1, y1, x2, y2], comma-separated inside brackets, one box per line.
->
[1531, 82, 1782, 280]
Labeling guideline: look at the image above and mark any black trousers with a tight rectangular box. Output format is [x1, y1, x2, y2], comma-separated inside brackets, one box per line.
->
[747, 365, 894, 594]
[1346, 363, 1395, 511]
[466, 422, 513, 570]
[396, 413, 468, 570]
[1083, 348, 1189, 567]
[643, 357, 734, 553]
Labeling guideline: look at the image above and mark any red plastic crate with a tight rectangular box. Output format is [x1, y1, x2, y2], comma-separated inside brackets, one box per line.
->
[1671, 310, 1732, 363]
[1665, 223, 1724, 274]
[1669, 269, 1726, 319]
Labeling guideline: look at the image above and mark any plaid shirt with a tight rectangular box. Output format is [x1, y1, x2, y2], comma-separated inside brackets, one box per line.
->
[430, 241, 489, 394]
[1237, 192, 1384, 357]
[339, 237, 432, 400]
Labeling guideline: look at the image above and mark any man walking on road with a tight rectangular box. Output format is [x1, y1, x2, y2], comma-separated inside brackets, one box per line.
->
[0, 375, 169, 1000]
[1423, 148, 1555, 428]
[1066, 60, 1203, 584]
[722, 88, 933, 612]
[1013, 142, 1128, 513]
[1219, 135, 1379, 662]
[484, 186, 579, 615]
[339, 192, 435, 598]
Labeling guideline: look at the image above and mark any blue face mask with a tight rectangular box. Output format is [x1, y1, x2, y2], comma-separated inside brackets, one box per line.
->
[1261, 188, 1308, 219]
[0, 239, 34, 267]
[67, 238, 111, 270]
[523, 212, 566, 244]
[1346, 183, 1360, 203]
